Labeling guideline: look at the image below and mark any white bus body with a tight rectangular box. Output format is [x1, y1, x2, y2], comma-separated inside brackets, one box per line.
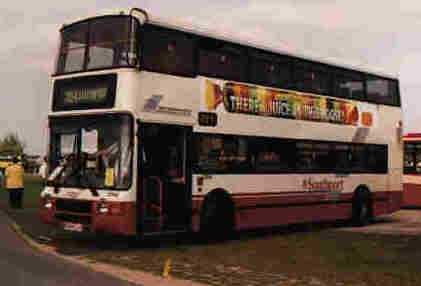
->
[41, 8, 402, 236]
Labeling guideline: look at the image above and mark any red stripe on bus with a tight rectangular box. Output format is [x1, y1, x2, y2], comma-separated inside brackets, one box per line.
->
[192, 191, 401, 231]
[403, 183, 421, 207]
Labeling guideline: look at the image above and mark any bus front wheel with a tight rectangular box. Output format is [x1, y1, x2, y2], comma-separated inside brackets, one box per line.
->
[352, 187, 372, 227]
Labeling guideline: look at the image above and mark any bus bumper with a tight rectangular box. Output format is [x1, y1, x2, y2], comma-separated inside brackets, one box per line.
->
[40, 199, 137, 236]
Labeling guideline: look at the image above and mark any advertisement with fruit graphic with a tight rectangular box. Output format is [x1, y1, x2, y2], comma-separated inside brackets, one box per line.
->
[202, 79, 375, 127]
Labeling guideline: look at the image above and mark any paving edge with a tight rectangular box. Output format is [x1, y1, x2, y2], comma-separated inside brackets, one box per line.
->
[3, 211, 207, 286]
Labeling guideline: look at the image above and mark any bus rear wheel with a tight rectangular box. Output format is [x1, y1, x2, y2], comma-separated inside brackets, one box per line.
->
[352, 188, 372, 227]
[200, 190, 235, 241]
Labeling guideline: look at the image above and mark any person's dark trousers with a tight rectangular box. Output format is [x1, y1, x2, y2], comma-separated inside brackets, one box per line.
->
[8, 188, 23, 209]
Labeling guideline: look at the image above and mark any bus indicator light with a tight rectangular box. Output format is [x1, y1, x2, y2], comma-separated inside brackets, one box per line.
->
[198, 112, 217, 127]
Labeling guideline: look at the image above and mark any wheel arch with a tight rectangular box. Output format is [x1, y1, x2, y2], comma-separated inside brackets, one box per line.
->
[353, 184, 373, 200]
[200, 188, 236, 230]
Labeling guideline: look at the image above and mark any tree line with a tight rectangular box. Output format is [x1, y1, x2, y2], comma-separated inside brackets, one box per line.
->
[0, 133, 26, 157]
[0, 133, 40, 173]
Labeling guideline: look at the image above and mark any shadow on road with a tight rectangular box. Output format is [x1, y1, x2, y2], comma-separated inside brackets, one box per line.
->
[51, 219, 378, 255]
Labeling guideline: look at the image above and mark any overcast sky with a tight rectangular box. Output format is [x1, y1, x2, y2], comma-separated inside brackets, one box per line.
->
[1, 0, 420, 154]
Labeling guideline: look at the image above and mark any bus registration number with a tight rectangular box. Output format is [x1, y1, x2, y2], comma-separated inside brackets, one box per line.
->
[62, 222, 83, 232]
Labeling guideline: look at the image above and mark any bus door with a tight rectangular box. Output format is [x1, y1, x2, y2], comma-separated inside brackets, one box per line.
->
[138, 123, 192, 234]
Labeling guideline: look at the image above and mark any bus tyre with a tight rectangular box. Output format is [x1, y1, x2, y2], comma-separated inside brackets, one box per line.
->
[200, 191, 235, 241]
[352, 188, 372, 227]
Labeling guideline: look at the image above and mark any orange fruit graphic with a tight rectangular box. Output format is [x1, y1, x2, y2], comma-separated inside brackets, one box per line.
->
[205, 80, 223, 110]
[345, 105, 359, 125]
[361, 112, 373, 127]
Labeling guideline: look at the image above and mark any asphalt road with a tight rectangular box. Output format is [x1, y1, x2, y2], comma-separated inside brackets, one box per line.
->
[0, 212, 138, 286]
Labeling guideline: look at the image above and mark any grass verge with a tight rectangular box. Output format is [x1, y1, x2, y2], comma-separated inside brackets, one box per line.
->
[79, 226, 421, 286]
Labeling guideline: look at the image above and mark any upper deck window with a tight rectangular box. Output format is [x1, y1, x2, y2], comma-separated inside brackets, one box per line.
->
[366, 76, 399, 105]
[333, 69, 365, 100]
[293, 61, 330, 95]
[198, 39, 247, 82]
[249, 50, 292, 89]
[141, 25, 195, 77]
[56, 16, 139, 74]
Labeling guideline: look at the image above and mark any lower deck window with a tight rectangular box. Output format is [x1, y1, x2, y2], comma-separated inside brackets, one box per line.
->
[196, 135, 250, 173]
[194, 133, 388, 174]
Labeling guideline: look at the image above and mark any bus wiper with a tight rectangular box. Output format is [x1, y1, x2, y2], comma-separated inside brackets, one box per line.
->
[88, 186, 99, 197]
[47, 155, 80, 194]
[85, 179, 99, 197]
[47, 165, 66, 194]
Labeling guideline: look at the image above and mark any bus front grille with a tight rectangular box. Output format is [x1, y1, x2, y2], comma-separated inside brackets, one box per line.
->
[55, 199, 92, 214]
[55, 213, 92, 225]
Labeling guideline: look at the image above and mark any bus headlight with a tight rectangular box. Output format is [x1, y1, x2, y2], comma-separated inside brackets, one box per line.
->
[96, 201, 124, 215]
[43, 195, 53, 209]
[97, 200, 109, 214]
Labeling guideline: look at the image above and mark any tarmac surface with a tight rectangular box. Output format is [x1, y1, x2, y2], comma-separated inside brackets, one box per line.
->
[0, 211, 138, 286]
[340, 209, 421, 235]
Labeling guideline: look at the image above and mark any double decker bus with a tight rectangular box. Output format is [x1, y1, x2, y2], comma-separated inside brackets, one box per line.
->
[403, 134, 421, 207]
[40, 8, 403, 236]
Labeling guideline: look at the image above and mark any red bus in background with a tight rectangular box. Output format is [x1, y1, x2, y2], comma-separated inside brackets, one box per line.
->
[403, 133, 421, 207]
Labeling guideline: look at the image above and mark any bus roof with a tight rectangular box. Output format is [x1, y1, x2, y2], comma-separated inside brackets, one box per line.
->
[63, 8, 398, 80]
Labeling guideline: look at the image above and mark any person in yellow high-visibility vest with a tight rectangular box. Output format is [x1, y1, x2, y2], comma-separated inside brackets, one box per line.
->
[5, 157, 24, 209]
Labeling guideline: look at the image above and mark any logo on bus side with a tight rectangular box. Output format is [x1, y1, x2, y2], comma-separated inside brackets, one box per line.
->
[302, 178, 344, 193]
[203, 79, 374, 127]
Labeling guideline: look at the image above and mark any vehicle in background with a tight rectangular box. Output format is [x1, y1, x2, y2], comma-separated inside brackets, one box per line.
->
[403, 133, 421, 207]
[40, 8, 403, 237]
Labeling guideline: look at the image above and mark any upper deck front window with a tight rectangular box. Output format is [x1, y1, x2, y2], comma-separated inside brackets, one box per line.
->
[56, 16, 139, 74]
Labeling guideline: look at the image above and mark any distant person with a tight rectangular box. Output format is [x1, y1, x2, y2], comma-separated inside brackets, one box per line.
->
[0, 170, 4, 188]
[5, 157, 24, 209]
[38, 156, 48, 180]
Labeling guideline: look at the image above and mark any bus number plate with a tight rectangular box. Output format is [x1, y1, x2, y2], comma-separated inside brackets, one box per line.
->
[62, 222, 83, 232]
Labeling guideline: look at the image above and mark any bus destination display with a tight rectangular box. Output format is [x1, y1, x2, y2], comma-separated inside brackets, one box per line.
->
[53, 74, 116, 111]
[63, 86, 108, 105]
